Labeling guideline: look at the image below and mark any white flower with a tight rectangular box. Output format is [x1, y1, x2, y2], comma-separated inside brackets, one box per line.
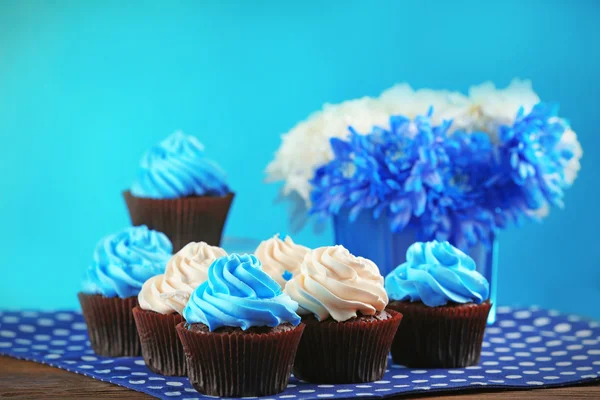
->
[265, 79, 581, 218]
[447, 79, 541, 137]
[524, 119, 582, 221]
[265, 84, 469, 205]
[265, 95, 391, 205]
[528, 203, 550, 219]
[557, 127, 583, 186]
[378, 84, 468, 123]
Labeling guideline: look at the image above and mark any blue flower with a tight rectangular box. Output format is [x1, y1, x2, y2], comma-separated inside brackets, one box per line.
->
[311, 109, 453, 232]
[492, 103, 570, 212]
[309, 103, 577, 251]
[419, 131, 496, 249]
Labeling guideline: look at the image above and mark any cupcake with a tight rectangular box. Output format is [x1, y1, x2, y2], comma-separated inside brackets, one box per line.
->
[78, 225, 172, 357]
[176, 254, 305, 397]
[123, 131, 234, 252]
[254, 234, 310, 288]
[385, 240, 491, 368]
[133, 241, 227, 376]
[285, 245, 402, 383]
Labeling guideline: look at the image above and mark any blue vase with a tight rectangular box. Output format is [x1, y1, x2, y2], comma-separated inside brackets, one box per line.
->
[332, 210, 498, 324]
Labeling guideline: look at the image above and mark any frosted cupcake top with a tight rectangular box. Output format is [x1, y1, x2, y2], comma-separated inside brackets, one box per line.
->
[183, 254, 301, 331]
[138, 242, 227, 314]
[254, 234, 310, 288]
[131, 131, 230, 199]
[285, 245, 388, 322]
[83, 225, 172, 298]
[385, 240, 489, 307]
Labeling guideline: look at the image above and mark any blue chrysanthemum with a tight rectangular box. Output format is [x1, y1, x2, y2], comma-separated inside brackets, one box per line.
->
[309, 102, 577, 250]
[419, 131, 496, 249]
[491, 103, 571, 213]
[310, 109, 453, 232]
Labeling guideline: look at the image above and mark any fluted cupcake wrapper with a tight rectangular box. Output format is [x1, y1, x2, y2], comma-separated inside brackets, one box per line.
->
[387, 300, 492, 368]
[77, 293, 141, 357]
[293, 310, 403, 384]
[176, 322, 305, 397]
[123, 191, 234, 253]
[132, 307, 186, 376]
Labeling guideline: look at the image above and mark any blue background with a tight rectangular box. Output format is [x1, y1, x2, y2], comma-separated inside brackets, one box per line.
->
[1, 0, 598, 317]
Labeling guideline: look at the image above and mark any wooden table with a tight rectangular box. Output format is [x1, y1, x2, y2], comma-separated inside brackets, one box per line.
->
[0, 356, 598, 399]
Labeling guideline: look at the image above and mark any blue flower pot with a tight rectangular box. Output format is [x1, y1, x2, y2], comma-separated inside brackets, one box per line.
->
[333, 210, 498, 324]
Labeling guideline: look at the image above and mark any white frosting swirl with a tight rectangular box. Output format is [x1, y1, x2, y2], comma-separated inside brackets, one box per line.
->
[138, 242, 227, 314]
[138, 274, 178, 314]
[284, 245, 388, 322]
[254, 234, 310, 287]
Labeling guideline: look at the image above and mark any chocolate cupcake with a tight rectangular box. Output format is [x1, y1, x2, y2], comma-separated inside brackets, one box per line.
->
[385, 240, 491, 368]
[254, 234, 310, 288]
[285, 245, 402, 384]
[124, 131, 234, 252]
[134, 241, 227, 376]
[78, 225, 172, 357]
[177, 254, 304, 397]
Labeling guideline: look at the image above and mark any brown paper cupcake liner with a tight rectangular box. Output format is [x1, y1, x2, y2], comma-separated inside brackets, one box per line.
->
[293, 310, 403, 384]
[123, 191, 234, 252]
[77, 293, 141, 357]
[132, 307, 186, 376]
[176, 322, 305, 397]
[387, 300, 491, 368]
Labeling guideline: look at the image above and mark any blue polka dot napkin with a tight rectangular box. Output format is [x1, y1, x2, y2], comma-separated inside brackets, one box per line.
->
[1, 307, 599, 400]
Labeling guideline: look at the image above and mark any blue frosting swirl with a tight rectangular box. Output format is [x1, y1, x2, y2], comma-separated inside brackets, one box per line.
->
[131, 131, 230, 199]
[183, 254, 301, 331]
[83, 225, 173, 298]
[385, 240, 489, 307]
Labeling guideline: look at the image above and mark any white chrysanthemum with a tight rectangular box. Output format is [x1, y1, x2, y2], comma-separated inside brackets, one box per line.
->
[378, 84, 468, 123]
[473, 79, 541, 120]
[265, 95, 391, 204]
[266, 84, 469, 204]
[447, 79, 541, 136]
[557, 127, 583, 185]
[379, 85, 472, 134]
[524, 120, 582, 221]
[265, 79, 581, 215]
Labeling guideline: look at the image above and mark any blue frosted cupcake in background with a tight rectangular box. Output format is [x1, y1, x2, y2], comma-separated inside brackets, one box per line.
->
[176, 253, 304, 397]
[78, 225, 172, 357]
[123, 131, 234, 252]
[385, 240, 491, 368]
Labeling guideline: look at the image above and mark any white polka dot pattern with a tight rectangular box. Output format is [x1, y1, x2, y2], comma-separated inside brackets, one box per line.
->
[0, 308, 598, 399]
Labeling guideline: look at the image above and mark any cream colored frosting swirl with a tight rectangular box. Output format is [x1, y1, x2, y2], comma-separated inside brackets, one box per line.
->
[138, 241, 227, 314]
[254, 234, 310, 287]
[284, 245, 388, 322]
[138, 274, 178, 314]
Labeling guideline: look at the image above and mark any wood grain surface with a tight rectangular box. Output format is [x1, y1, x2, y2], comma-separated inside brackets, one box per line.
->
[0, 356, 598, 399]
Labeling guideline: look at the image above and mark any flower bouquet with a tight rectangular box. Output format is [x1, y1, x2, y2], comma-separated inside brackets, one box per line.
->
[266, 80, 582, 323]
